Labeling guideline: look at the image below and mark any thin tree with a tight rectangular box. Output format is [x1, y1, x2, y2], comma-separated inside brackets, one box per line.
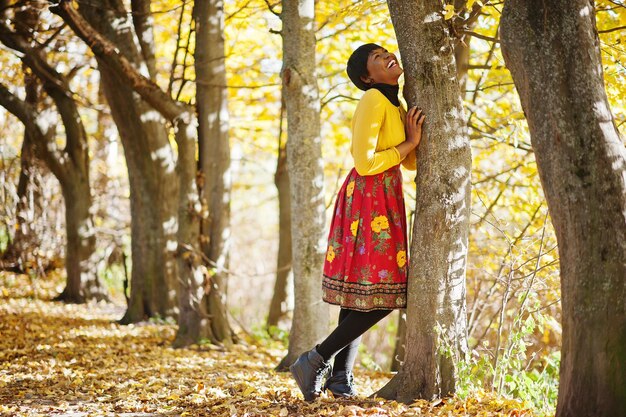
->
[276, 0, 329, 370]
[377, 0, 471, 401]
[268, 94, 292, 329]
[194, 0, 235, 344]
[500, 1, 626, 416]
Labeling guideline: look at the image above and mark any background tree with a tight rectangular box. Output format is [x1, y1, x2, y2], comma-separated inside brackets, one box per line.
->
[194, 0, 235, 344]
[377, 0, 471, 401]
[0, 1, 106, 302]
[52, 0, 236, 346]
[75, 0, 179, 323]
[500, 1, 626, 416]
[277, 0, 329, 370]
[0, 69, 49, 273]
[267, 93, 293, 329]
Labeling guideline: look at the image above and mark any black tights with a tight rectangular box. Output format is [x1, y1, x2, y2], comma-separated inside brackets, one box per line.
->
[316, 308, 392, 374]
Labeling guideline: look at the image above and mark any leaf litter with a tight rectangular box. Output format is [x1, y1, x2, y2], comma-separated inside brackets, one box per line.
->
[0, 272, 534, 416]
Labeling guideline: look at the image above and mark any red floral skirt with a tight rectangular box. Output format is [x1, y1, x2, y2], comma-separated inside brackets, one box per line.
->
[322, 164, 408, 311]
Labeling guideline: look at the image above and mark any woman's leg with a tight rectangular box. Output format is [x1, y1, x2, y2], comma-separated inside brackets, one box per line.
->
[316, 308, 393, 362]
[331, 308, 362, 374]
[290, 308, 392, 401]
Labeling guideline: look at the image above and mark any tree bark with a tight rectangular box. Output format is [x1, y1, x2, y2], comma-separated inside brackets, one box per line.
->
[277, 0, 329, 371]
[76, 0, 179, 321]
[194, 0, 235, 345]
[500, 2, 626, 416]
[376, 0, 471, 401]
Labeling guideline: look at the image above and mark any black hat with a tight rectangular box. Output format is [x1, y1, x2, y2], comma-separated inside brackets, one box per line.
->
[346, 43, 382, 91]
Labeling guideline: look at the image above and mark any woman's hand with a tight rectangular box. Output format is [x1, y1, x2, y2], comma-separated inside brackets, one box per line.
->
[405, 106, 426, 148]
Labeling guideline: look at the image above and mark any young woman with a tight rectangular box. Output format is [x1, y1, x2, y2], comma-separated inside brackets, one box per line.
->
[290, 43, 426, 401]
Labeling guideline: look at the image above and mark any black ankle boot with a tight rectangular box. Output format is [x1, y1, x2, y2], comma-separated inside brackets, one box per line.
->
[289, 346, 332, 402]
[323, 370, 357, 398]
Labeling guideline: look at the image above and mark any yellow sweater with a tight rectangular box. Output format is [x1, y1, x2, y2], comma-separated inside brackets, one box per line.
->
[351, 88, 417, 176]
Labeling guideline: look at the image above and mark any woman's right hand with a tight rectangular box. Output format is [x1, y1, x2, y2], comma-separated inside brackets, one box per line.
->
[405, 106, 426, 148]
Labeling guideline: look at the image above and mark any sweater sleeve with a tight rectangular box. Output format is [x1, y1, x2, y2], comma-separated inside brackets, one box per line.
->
[352, 90, 401, 176]
[398, 106, 417, 171]
[401, 148, 417, 171]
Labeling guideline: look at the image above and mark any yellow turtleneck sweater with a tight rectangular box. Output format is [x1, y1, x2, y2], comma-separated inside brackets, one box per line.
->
[351, 88, 417, 176]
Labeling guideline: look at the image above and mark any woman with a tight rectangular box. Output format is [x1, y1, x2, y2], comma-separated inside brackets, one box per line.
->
[289, 43, 426, 401]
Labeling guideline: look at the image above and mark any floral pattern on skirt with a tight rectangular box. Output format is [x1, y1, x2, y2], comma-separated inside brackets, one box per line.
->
[322, 164, 408, 311]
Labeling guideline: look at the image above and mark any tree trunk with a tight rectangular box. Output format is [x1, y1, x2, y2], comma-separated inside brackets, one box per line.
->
[500, 2, 626, 416]
[194, 0, 235, 345]
[51, 0, 210, 349]
[1, 70, 48, 272]
[452, 0, 479, 95]
[390, 309, 406, 372]
[377, 0, 471, 401]
[57, 173, 107, 302]
[268, 108, 292, 328]
[78, 0, 179, 322]
[277, 0, 329, 371]
[0, 4, 106, 303]
[172, 113, 208, 348]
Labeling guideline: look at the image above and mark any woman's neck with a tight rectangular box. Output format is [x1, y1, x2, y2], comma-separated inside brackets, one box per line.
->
[370, 83, 400, 106]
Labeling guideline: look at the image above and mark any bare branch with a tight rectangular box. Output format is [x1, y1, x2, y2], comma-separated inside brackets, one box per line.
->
[50, 0, 190, 121]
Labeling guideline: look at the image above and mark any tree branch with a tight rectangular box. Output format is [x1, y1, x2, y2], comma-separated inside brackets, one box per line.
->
[598, 25, 626, 34]
[50, 0, 190, 121]
[262, 0, 280, 17]
[0, 83, 65, 179]
[459, 29, 500, 43]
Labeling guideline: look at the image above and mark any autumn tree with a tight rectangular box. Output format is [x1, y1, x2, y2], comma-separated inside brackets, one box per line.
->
[194, 0, 235, 344]
[69, 0, 179, 323]
[51, 0, 235, 346]
[277, 0, 329, 370]
[377, 0, 471, 401]
[0, 1, 107, 302]
[0, 69, 49, 272]
[500, 1, 626, 416]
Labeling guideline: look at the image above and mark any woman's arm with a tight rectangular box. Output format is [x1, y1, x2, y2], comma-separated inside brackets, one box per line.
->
[397, 106, 425, 170]
[352, 90, 402, 176]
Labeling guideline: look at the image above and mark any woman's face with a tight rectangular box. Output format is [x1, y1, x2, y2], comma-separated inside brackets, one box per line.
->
[361, 47, 403, 86]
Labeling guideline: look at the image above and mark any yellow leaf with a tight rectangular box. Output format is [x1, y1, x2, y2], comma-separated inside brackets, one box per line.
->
[444, 4, 455, 20]
[243, 386, 256, 396]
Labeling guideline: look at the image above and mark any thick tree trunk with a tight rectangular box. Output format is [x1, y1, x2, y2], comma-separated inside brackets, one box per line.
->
[277, 0, 329, 371]
[78, 0, 179, 322]
[500, 2, 626, 416]
[56, 174, 107, 302]
[377, 0, 471, 401]
[268, 136, 292, 328]
[194, 0, 235, 345]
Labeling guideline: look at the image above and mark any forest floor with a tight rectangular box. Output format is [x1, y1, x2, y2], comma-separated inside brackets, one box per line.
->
[0, 272, 534, 417]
